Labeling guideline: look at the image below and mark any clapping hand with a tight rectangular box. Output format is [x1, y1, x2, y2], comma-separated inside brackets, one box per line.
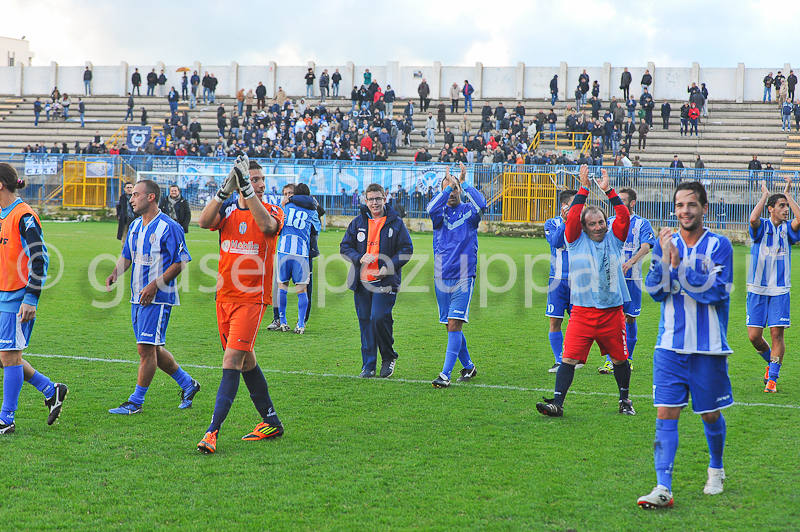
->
[761, 180, 770, 197]
[234, 155, 254, 199]
[597, 168, 610, 193]
[578, 164, 591, 189]
[784, 175, 792, 195]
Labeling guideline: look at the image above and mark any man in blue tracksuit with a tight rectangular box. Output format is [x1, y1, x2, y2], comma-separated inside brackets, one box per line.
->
[340, 184, 413, 379]
[426, 163, 487, 388]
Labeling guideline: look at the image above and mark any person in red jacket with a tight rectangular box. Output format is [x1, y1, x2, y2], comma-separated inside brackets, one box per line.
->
[688, 103, 701, 137]
[360, 135, 373, 153]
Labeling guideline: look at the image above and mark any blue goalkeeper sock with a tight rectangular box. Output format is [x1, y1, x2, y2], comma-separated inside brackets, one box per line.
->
[626, 321, 638, 359]
[759, 348, 771, 363]
[441, 331, 462, 379]
[128, 385, 148, 406]
[553, 362, 575, 406]
[703, 414, 726, 469]
[548, 331, 563, 364]
[654, 418, 679, 491]
[207, 369, 241, 434]
[170, 366, 193, 392]
[26, 370, 55, 399]
[242, 365, 280, 425]
[297, 292, 309, 328]
[278, 289, 288, 325]
[768, 361, 782, 381]
[605, 354, 612, 364]
[456, 332, 474, 370]
[0, 365, 24, 425]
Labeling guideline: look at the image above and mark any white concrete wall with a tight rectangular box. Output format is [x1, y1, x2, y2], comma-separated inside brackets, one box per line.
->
[0, 62, 790, 101]
[0, 37, 34, 66]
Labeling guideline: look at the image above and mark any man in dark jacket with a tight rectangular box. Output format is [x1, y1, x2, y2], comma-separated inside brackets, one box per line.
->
[146, 69, 158, 97]
[679, 102, 690, 136]
[418, 79, 431, 111]
[748, 155, 762, 178]
[131, 68, 142, 96]
[578, 70, 590, 106]
[763, 72, 774, 102]
[787, 70, 797, 101]
[304, 68, 316, 98]
[159, 185, 191, 233]
[116, 182, 137, 240]
[641, 70, 652, 91]
[620, 68, 632, 99]
[550, 75, 558, 106]
[340, 183, 413, 379]
[157, 70, 167, 97]
[332, 69, 342, 97]
[640, 89, 655, 126]
[661, 100, 671, 129]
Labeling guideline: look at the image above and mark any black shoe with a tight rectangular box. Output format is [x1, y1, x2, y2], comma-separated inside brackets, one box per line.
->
[45, 383, 69, 425]
[536, 397, 564, 417]
[619, 398, 636, 415]
[432, 373, 451, 388]
[0, 422, 15, 434]
[358, 368, 376, 378]
[457, 366, 477, 382]
[379, 359, 396, 378]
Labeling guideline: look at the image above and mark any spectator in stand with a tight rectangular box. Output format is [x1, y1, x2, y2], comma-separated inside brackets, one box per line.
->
[778, 78, 790, 106]
[50, 86, 60, 103]
[775, 71, 785, 98]
[419, 79, 431, 112]
[781, 99, 793, 131]
[190, 118, 202, 141]
[640, 88, 654, 126]
[168, 86, 179, 115]
[159, 185, 191, 233]
[637, 118, 649, 151]
[578, 70, 590, 106]
[276, 86, 286, 106]
[131, 68, 141, 96]
[319, 69, 330, 102]
[181, 73, 189, 101]
[592, 80, 600, 98]
[695, 154, 705, 170]
[384, 85, 396, 117]
[641, 69, 652, 93]
[788, 71, 798, 102]
[125, 93, 134, 121]
[748, 155, 763, 179]
[332, 69, 342, 97]
[626, 94, 637, 120]
[590, 96, 601, 119]
[449, 83, 460, 113]
[84, 66, 92, 95]
[189, 71, 199, 109]
[669, 155, 684, 184]
[415, 147, 432, 162]
[157, 70, 167, 97]
[146, 69, 157, 96]
[620, 68, 632, 99]
[235, 88, 244, 116]
[256, 82, 266, 110]
[764, 72, 774, 102]
[350, 86, 359, 113]
[678, 101, 690, 136]
[794, 99, 800, 131]
[141, 107, 147, 126]
[79, 98, 85, 128]
[688, 103, 701, 137]
[437, 102, 447, 132]
[363, 69, 372, 86]
[550, 75, 559, 106]
[305, 68, 316, 98]
[61, 94, 71, 120]
[33, 98, 41, 126]
[200, 71, 210, 102]
[548, 108, 557, 140]
[459, 114, 471, 145]
[245, 89, 255, 116]
[661, 100, 671, 129]
[208, 74, 218, 103]
[463, 80, 475, 112]
[426, 112, 437, 147]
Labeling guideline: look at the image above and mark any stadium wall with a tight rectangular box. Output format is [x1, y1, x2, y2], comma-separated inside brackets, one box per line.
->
[0, 61, 792, 102]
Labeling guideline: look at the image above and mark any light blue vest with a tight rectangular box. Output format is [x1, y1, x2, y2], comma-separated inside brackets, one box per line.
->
[566, 230, 630, 308]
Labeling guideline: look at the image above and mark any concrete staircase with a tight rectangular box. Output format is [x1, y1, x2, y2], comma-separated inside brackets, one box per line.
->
[0, 94, 794, 169]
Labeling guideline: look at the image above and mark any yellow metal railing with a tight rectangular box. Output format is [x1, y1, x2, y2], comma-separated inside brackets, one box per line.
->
[528, 131, 592, 154]
[528, 131, 540, 152]
[106, 125, 126, 147]
[501, 171, 558, 223]
[62, 161, 109, 208]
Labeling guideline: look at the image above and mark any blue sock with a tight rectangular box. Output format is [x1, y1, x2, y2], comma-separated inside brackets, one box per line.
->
[759, 348, 771, 363]
[207, 369, 241, 433]
[297, 292, 309, 328]
[768, 361, 781, 381]
[654, 419, 679, 491]
[441, 331, 462, 379]
[456, 332, 474, 370]
[170, 366, 193, 391]
[553, 363, 575, 406]
[548, 331, 563, 364]
[26, 370, 55, 399]
[242, 365, 280, 425]
[0, 365, 24, 425]
[605, 354, 612, 363]
[278, 289, 288, 325]
[128, 385, 148, 406]
[703, 414, 726, 469]
[626, 321, 638, 359]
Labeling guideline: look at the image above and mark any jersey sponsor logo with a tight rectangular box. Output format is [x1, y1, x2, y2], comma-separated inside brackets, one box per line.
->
[444, 211, 471, 231]
[133, 252, 155, 265]
[149, 233, 157, 244]
[221, 239, 260, 255]
[716, 394, 731, 402]
[357, 231, 366, 242]
[24, 217, 36, 230]
[239, 222, 248, 234]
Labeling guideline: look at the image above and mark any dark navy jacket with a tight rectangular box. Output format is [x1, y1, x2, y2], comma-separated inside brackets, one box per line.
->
[340, 204, 413, 291]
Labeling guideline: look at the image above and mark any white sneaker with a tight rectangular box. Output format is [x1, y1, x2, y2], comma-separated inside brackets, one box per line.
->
[294, 326, 305, 335]
[637, 485, 674, 509]
[703, 467, 725, 495]
[574, 363, 585, 369]
[548, 363, 561, 373]
[266, 319, 281, 331]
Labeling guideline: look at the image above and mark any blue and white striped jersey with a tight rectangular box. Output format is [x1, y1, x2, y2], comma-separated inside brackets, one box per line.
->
[544, 217, 568, 280]
[747, 218, 800, 296]
[427, 184, 487, 279]
[607, 214, 656, 280]
[122, 211, 192, 306]
[278, 203, 321, 257]
[645, 229, 733, 355]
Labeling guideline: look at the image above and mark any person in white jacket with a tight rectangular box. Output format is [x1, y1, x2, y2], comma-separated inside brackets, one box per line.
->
[426, 113, 437, 147]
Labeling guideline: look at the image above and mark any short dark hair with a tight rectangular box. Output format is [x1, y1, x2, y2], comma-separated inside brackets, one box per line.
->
[249, 160, 262, 171]
[282, 183, 295, 193]
[169, 184, 179, 190]
[767, 193, 787, 210]
[365, 183, 385, 196]
[139, 179, 161, 203]
[295, 183, 310, 196]
[559, 189, 577, 205]
[673, 181, 707, 206]
[618, 188, 637, 202]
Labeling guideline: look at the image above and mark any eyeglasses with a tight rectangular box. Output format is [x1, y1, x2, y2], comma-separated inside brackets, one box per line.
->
[366, 197, 384, 203]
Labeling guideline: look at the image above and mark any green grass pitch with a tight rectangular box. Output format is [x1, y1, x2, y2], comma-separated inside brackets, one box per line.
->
[2, 221, 799, 531]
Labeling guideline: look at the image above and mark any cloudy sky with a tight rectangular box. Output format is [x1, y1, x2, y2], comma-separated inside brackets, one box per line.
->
[4, 0, 799, 68]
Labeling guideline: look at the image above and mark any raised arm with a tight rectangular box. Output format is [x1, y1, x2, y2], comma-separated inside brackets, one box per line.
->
[782, 176, 800, 231]
[566, 165, 591, 243]
[598, 169, 629, 241]
[749, 180, 770, 230]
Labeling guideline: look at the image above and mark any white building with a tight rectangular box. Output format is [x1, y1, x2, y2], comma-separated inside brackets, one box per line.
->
[0, 36, 34, 66]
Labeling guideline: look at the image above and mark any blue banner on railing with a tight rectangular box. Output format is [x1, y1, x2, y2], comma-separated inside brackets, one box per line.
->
[126, 126, 151, 150]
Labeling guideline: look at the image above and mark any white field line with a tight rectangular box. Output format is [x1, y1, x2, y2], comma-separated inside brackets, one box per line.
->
[23, 352, 800, 410]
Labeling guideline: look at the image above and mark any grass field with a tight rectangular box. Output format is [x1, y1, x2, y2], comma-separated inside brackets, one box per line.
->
[3, 220, 799, 531]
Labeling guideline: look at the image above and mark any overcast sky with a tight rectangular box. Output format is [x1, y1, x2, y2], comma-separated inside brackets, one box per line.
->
[5, 0, 800, 68]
